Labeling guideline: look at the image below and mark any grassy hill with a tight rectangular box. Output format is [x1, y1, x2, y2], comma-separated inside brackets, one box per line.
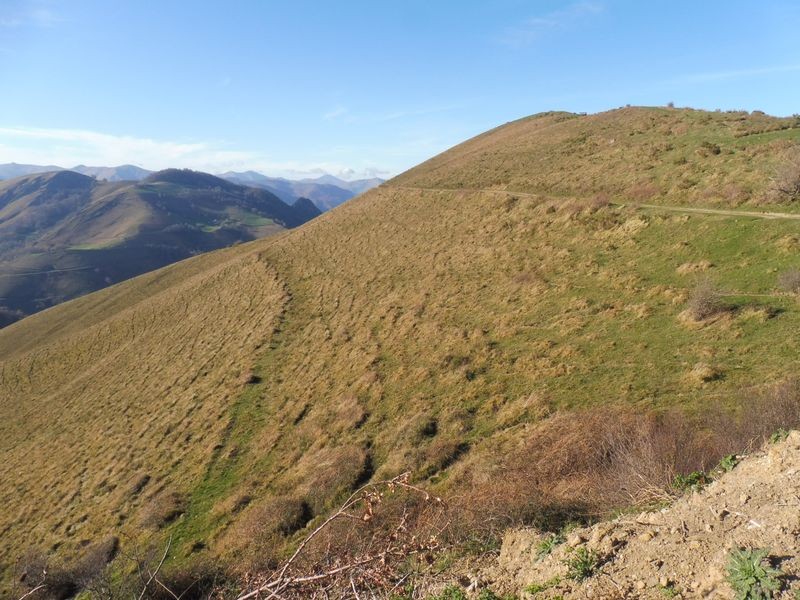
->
[0, 169, 318, 324]
[2, 107, 800, 597]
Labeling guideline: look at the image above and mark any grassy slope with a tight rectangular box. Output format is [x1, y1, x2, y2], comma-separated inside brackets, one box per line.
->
[1, 107, 800, 589]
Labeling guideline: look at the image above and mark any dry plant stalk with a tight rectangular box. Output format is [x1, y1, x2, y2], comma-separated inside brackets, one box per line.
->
[235, 472, 446, 600]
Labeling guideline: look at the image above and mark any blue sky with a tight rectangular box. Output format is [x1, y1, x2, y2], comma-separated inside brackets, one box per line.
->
[1, 0, 799, 179]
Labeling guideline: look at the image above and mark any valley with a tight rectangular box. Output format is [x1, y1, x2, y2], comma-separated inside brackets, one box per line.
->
[0, 169, 319, 325]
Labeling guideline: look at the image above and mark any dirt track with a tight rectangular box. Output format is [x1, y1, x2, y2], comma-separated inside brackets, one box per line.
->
[386, 185, 800, 221]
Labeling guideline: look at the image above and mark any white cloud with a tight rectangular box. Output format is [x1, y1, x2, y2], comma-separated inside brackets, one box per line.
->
[0, 125, 391, 180]
[498, 1, 604, 47]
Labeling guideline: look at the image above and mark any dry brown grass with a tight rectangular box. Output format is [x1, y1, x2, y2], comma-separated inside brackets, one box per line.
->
[392, 107, 800, 206]
[445, 385, 800, 544]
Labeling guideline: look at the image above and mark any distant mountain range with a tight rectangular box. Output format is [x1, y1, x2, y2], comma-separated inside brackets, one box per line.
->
[0, 163, 384, 211]
[0, 168, 319, 326]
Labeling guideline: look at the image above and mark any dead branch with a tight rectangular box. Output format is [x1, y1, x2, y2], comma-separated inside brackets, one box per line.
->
[16, 585, 46, 600]
[137, 536, 172, 600]
[234, 472, 446, 600]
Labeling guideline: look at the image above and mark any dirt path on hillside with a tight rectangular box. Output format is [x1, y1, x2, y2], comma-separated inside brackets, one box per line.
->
[386, 185, 800, 221]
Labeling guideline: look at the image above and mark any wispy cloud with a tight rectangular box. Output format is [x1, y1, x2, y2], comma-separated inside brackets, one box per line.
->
[323, 105, 349, 121]
[0, 125, 390, 180]
[665, 64, 800, 86]
[498, 1, 603, 47]
[0, 2, 63, 28]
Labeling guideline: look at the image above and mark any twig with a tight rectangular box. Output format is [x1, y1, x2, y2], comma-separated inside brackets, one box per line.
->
[16, 585, 46, 600]
[138, 535, 172, 600]
[235, 472, 443, 600]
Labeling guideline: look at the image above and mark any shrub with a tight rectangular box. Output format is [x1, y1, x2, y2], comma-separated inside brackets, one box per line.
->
[778, 268, 800, 293]
[672, 470, 710, 492]
[687, 278, 724, 320]
[770, 147, 800, 201]
[476, 590, 517, 600]
[525, 577, 560, 595]
[138, 491, 185, 529]
[700, 141, 722, 155]
[726, 547, 782, 600]
[628, 182, 659, 202]
[717, 454, 740, 473]
[770, 428, 790, 444]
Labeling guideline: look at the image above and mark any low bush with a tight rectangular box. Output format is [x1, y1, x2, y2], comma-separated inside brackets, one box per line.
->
[687, 278, 724, 320]
[777, 268, 800, 293]
[770, 147, 800, 201]
[446, 377, 800, 547]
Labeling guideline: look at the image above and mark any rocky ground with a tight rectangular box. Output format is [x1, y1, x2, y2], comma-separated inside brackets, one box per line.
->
[477, 431, 800, 598]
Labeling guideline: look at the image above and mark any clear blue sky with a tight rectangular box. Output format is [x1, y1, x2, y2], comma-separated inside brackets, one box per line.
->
[1, 0, 799, 179]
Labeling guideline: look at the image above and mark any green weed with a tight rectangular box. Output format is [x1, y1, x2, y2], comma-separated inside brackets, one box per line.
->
[564, 547, 600, 581]
[726, 547, 782, 600]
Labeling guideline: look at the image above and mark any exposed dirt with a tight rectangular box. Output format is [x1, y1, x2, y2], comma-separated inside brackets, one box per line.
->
[480, 432, 800, 598]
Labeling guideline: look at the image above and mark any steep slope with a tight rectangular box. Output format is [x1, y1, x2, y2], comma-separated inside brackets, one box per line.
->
[393, 108, 800, 205]
[2, 108, 800, 594]
[0, 169, 314, 324]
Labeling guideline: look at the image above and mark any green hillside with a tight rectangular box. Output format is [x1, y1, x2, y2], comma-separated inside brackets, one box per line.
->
[2, 107, 800, 598]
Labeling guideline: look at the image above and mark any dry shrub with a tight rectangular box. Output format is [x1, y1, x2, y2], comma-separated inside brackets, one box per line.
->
[13, 538, 118, 600]
[628, 182, 659, 202]
[777, 268, 800, 293]
[224, 496, 312, 571]
[138, 491, 185, 529]
[235, 474, 448, 600]
[146, 560, 227, 600]
[419, 438, 468, 478]
[770, 146, 800, 201]
[447, 384, 800, 546]
[730, 377, 800, 446]
[588, 192, 612, 211]
[686, 278, 724, 320]
[299, 445, 372, 513]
